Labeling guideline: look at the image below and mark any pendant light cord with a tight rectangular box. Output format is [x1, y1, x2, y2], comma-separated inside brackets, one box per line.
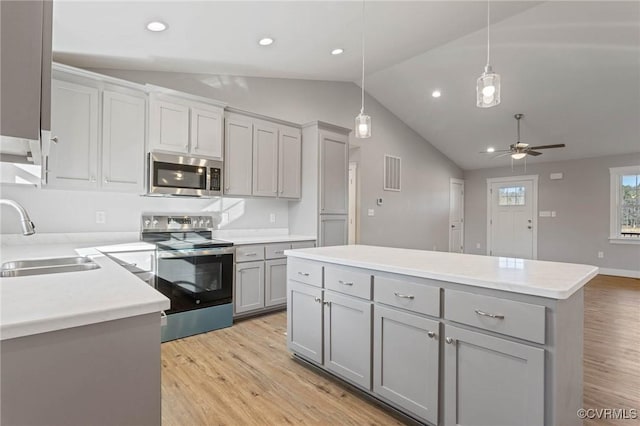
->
[486, 0, 491, 66]
[361, 0, 365, 114]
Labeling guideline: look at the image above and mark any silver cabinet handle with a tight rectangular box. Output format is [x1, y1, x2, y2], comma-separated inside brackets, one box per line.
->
[323, 301, 330, 306]
[445, 337, 455, 344]
[338, 280, 353, 286]
[245, 252, 257, 256]
[394, 292, 415, 300]
[427, 331, 436, 339]
[475, 309, 505, 320]
[314, 297, 322, 303]
[104, 177, 109, 183]
[51, 136, 59, 143]
[122, 262, 137, 267]
[298, 272, 310, 277]
[274, 250, 284, 254]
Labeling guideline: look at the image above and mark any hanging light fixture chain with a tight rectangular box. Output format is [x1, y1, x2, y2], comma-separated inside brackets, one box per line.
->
[486, 0, 491, 66]
[361, 0, 366, 114]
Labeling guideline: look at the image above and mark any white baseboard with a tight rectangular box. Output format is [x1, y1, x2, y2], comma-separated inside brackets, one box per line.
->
[599, 268, 640, 279]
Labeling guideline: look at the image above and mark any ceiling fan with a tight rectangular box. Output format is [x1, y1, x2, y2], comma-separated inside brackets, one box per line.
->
[482, 114, 566, 160]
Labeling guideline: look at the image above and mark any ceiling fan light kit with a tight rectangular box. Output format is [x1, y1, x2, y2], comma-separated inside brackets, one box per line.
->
[476, 0, 501, 108]
[355, 0, 372, 139]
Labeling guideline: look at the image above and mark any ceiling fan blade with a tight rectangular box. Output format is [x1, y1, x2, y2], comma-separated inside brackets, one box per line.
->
[492, 152, 512, 159]
[527, 150, 543, 156]
[479, 149, 511, 154]
[528, 144, 566, 150]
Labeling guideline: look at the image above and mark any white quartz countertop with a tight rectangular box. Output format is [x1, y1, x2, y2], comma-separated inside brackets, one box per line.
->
[285, 245, 599, 299]
[219, 234, 316, 245]
[0, 238, 169, 341]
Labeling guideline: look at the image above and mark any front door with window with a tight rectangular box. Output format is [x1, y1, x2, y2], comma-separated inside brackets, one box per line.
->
[488, 178, 537, 259]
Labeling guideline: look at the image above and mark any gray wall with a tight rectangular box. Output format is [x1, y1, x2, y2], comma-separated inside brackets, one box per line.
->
[84, 68, 463, 250]
[464, 153, 640, 272]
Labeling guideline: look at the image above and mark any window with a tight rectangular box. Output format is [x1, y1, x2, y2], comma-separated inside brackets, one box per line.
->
[610, 166, 640, 243]
[498, 186, 525, 206]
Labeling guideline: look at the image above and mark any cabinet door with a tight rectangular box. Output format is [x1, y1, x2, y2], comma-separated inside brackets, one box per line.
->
[319, 214, 348, 247]
[374, 305, 439, 424]
[235, 261, 265, 314]
[149, 98, 189, 153]
[265, 258, 287, 307]
[224, 118, 253, 196]
[190, 106, 223, 160]
[252, 123, 278, 197]
[287, 280, 323, 364]
[48, 80, 99, 189]
[324, 291, 372, 389]
[443, 324, 544, 426]
[278, 127, 301, 199]
[319, 131, 348, 214]
[101, 91, 146, 192]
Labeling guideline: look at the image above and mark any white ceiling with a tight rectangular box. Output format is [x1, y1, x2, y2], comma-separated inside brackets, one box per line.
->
[53, 1, 640, 170]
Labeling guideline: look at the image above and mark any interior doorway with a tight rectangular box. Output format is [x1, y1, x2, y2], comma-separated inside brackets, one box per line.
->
[487, 175, 538, 259]
[449, 178, 465, 253]
[348, 162, 358, 244]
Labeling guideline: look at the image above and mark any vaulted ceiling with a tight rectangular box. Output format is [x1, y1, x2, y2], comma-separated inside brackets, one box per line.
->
[53, 1, 640, 170]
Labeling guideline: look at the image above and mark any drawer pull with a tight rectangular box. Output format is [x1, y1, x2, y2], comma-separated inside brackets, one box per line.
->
[122, 262, 137, 267]
[244, 252, 257, 256]
[298, 272, 310, 277]
[338, 280, 353, 286]
[475, 309, 505, 320]
[274, 250, 284, 254]
[314, 297, 322, 303]
[445, 337, 456, 344]
[394, 292, 415, 300]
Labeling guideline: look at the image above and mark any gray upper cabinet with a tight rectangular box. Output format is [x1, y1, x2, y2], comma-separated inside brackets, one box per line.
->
[443, 324, 544, 426]
[278, 126, 302, 199]
[319, 130, 349, 214]
[48, 80, 99, 189]
[224, 117, 254, 196]
[252, 122, 279, 197]
[149, 98, 189, 153]
[101, 91, 146, 192]
[0, 0, 52, 142]
[374, 304, 439, 425]
[190, 106, 223, 159]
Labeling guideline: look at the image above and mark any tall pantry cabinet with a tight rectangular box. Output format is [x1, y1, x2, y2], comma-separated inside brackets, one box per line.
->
[289, 121, 350, 246]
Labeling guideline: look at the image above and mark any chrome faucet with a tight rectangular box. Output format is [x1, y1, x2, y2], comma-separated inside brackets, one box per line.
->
[0, 199, 35, 236]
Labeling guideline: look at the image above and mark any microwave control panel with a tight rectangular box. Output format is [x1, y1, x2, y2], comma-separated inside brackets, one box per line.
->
[210, 167, 221, 191]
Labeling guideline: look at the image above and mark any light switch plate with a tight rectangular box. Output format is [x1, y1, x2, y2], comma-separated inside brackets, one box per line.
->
[269, 213, 276, 223]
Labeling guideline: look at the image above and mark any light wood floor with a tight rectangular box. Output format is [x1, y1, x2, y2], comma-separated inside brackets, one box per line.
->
[161, 275, 640, 425]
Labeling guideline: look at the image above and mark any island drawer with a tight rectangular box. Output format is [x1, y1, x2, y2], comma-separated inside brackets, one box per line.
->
[288, 258, 323, 287]
[324, 266, 372, 299]
[444, 289, 545, 344]
[265, 243, 291, 259]
[236, 245, 265, 262]
[374, 276, 440, 317]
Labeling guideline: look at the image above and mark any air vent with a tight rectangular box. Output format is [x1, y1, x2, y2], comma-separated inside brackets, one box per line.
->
[384, 155, 401, 191]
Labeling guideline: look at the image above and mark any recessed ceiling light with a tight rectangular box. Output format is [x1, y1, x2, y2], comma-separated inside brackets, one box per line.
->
[146, 21, 167, 32]
[487, 147, 495, 153]
[431, 90, 442, 98]
[258, 37, 274, 46]
[331, 48, 344, 56]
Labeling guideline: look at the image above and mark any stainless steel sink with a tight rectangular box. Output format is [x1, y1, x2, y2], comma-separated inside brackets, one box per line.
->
[0, 256, 101, 278]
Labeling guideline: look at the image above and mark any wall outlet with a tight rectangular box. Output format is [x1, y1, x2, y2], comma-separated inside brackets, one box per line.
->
[269, 213, 276, 223]
[367, 209, 375, 217]
[597, 251, 604, 259]
[221, 212, 229, 223]
[95, 211, 106, 224]
[476, 243, 481, 249]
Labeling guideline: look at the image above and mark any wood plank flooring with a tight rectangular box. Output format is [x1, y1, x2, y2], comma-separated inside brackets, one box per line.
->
[161, 275, 640, 425]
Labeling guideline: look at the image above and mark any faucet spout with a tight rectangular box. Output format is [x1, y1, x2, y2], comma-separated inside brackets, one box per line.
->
[0, 199, 35, 236]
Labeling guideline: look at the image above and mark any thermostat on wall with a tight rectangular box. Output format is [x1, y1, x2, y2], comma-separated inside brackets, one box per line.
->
[550, 173, 563, 180]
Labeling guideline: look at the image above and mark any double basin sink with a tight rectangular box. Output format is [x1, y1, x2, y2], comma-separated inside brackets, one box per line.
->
[1, 256, 100, 278]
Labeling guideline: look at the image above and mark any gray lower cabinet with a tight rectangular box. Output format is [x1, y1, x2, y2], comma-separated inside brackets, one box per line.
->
[324, 291, 372, 389]
[265, 258, 287, 307]
[287, 280, 323, 363]
[373, 305, 439, 425]
[443, 324, 544, 426]
[235, 260, 265, 314]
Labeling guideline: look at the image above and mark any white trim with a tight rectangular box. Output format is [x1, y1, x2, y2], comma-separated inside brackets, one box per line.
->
[599, 268, 640, 279]
[486, 175, 539, 259]
[609, 165, 640, 240]
[348, 162, 359, 245]
[449, 178, 465, 253]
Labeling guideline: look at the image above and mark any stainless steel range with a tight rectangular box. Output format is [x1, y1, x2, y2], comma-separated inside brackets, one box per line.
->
[141, 213, 233, 342]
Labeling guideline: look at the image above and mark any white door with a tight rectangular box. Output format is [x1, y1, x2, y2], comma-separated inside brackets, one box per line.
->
[319, 131, 349, 214]
[348, 163, 358, 244]
[488, 177, 538, 259]
[190, 106, 223, 160]
[235, 261, 265, 314]
[252, 123, 278, 197]
[449, 178, 464, 253]
[149, 98, 189, 154]
[224, 118, 253, 196]
[278, 126, 301, 199]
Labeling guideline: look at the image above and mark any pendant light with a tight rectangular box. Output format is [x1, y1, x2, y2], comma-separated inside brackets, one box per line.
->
[476, 0, 501, 108]
[355, 0, 371, 138]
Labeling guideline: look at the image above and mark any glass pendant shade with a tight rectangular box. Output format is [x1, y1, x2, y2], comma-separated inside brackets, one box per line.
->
[511, 152, 526, 160]
[476, 65, 501, 108]
[355, 112, 371, 139]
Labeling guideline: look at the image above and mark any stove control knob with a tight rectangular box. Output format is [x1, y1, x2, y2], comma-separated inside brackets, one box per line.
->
[144, 219, 151, 228]
[198, 219, 205, 228]
[152, 219, 159, 227]
[205, 219, 211, 227]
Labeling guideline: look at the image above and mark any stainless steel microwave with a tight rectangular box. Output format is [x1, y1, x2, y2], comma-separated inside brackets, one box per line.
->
[148, 152, 223, 197]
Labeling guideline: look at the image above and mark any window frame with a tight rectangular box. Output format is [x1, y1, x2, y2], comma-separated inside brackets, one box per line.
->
[609, 165, 640, 245]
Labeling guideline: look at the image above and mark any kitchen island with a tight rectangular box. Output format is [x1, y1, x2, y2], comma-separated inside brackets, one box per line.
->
[0, 235, 169, 426]
[285, 245, 598, 426]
